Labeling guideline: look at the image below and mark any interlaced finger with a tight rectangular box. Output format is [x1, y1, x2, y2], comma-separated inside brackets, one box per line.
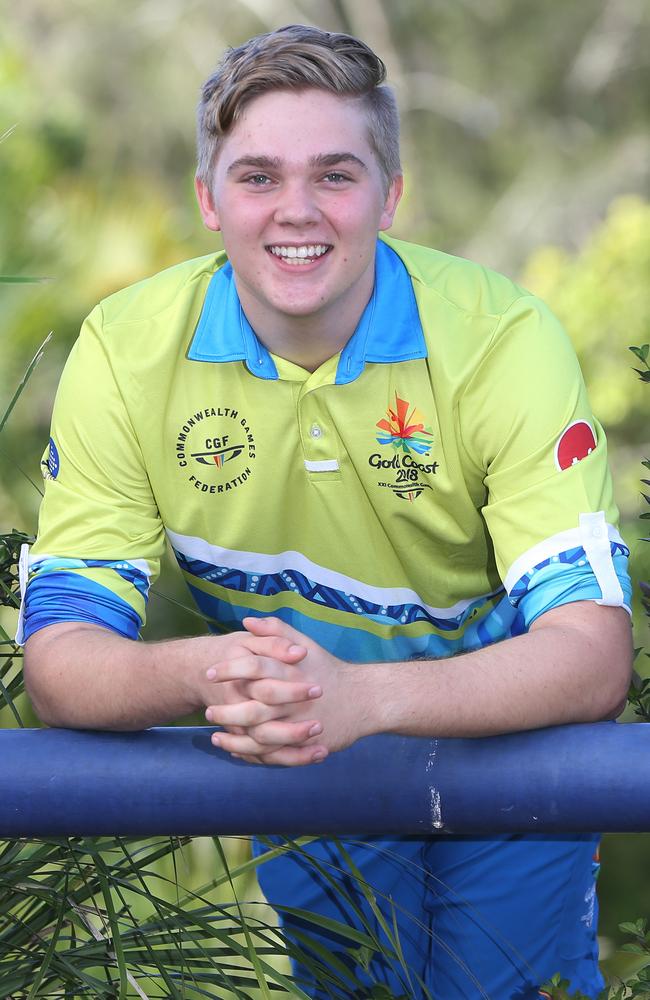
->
[211, 719, 322, 754]
[238, 746, 328, 767]
[246, 718, 323, 745]
[245, 677, 321, 705]
[206, 699, 279, 728]
[206, 653, 297, 685]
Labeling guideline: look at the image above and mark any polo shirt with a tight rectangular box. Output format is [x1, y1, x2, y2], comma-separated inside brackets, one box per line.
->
[20, 237, 631, 660]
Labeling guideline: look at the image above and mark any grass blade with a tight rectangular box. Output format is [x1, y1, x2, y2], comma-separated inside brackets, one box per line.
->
[0, 332, 52, 437]
[26, 873, 69, 999]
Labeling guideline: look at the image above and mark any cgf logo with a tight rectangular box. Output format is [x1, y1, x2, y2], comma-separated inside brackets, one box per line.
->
[175, 405, 256, 495]
[190, 434, 244, 467]
[368, 393, 438, 502]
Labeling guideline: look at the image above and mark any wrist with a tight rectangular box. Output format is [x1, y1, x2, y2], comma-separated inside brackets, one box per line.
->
[347, 662, 390, 739]
[358, 660, 436, 738]
[149, 633, 217, 715]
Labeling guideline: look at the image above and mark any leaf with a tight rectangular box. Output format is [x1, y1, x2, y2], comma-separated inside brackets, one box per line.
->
[620, 918, 647, 936]
[629, 344, 650, 362]
[26, 873, 69, 999]
[212, 839, 273, 1000]
[0, 672, 25, 727]
[0, 332, 52, 437]
[0, 124, 17, 143]
[89, 869, 129, 997]
[0, 275, 49, 283]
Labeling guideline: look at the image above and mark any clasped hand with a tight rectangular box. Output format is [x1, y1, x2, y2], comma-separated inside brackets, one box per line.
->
[205, 617, 355, 766]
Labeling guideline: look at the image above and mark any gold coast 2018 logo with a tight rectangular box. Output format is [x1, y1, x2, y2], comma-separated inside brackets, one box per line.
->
[369, 394, 438, 502]
[175, 405, 255, 495]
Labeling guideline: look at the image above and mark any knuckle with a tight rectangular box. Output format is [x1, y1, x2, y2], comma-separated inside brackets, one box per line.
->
[250, 680, 271, 702]
[252, 724, 280, 746]
[256, 679, 284, 701]
[259, 658, 283, 679]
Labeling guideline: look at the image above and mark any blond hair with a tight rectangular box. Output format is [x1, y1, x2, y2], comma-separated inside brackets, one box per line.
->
[196, 24, 401, 193]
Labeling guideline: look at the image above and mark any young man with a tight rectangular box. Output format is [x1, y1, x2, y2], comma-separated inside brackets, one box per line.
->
[22, 24, 632, 999]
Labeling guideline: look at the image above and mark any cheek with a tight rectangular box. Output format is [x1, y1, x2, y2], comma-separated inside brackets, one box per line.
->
[218, 202, 261, 238]
[220, 224, 260, 264]
[341, 201, 385, 240]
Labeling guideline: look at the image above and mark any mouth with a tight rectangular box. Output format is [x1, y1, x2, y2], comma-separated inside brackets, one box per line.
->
[266, 243, 332, 266]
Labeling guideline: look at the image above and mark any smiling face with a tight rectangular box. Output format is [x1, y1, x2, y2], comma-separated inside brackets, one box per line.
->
[195, 88, 402, 362]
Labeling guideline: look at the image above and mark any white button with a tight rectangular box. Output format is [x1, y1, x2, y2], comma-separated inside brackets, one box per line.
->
[310, 424, 323, 439]
[592, 527, 603, 538]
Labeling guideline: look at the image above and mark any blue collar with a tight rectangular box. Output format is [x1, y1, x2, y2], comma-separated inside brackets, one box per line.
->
[187, 239, 427, 384]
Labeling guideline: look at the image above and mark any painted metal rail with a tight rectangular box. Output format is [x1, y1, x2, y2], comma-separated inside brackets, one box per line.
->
[2, 722, 647, 837]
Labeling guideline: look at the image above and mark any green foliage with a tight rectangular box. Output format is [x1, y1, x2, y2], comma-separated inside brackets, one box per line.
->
[1, 834, 315, 997]
[627, 675, 650, 723]
[541, 922, 650, 998]
[0, 528, 32, 606]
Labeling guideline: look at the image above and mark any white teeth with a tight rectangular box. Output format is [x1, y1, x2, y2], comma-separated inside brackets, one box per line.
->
[269, 244, 329, 262]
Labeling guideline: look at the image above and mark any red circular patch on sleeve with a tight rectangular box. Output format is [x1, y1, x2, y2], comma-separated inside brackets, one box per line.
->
[555, 420, 597, 470]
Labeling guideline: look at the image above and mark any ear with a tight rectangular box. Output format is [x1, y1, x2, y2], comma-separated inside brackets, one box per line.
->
[378, 173, 404, 232]
[195, 177, 221, 232]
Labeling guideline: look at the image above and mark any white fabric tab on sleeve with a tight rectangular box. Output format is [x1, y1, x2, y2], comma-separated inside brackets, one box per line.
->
[14, 542, 31, 645]
[579, 511, 624, 606]
[304, 459, 339, 472]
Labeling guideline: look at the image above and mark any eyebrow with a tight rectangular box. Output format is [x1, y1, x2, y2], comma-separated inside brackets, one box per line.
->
[311, 153, 369, 172]
[226, 152, 369, 175]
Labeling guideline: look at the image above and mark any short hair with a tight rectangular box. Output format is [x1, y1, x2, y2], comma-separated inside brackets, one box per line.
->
[196, 24, 401, 194]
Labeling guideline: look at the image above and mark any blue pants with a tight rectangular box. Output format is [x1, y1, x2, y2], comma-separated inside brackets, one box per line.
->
[254, 833, 603, 999]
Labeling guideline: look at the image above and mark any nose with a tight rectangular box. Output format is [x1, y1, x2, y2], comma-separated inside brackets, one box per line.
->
[273, 180, 321, 227]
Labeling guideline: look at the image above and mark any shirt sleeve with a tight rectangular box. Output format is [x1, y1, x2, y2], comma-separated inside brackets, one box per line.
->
[19, 304, 166, 642]
[458, 293, 631, 627]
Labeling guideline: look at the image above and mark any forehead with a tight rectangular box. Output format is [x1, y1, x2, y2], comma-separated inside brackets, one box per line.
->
[222, 89, 374, 159]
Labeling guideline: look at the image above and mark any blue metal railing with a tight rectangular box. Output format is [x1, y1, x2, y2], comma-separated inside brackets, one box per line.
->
[2, 722, 649, 837]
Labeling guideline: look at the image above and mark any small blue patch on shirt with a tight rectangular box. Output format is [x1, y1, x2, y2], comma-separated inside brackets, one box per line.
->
[47, 438, 60, 479]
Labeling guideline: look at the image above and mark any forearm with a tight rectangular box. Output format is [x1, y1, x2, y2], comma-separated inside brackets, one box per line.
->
[360, 605, 632, 740]
[24, 623, 227, 730]
[24, 621, 314, 732]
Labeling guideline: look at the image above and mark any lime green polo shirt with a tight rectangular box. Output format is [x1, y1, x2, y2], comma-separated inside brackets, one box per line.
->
[21, 237, 630, 660]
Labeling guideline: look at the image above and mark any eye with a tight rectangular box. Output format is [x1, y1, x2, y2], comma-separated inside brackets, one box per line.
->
[243, 173, 273, 186]
[323, 172, 349, 184]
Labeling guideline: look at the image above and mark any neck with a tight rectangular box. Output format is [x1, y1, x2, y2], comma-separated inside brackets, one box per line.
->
[250, 315, 352, 372]
[235, 271, 374, 373]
